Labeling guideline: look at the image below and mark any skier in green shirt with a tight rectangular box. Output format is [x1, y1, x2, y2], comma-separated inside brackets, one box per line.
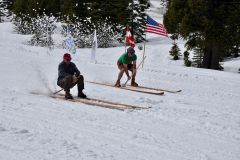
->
[114, 47, 138, 87]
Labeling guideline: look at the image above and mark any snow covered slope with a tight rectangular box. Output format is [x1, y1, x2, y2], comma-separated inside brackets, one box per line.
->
[0, 20, 240, 160]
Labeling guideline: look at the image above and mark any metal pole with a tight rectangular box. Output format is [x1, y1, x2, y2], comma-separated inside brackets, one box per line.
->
[142, 34, 146, 68]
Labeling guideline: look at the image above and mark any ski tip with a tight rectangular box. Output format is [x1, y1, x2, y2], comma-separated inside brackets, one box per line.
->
[158, 92, 164, 95]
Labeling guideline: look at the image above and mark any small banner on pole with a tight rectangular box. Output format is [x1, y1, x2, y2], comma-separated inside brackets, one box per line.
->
[125, 25, 135, 48]
[66, 25, 77, 54]
[66, 36, 77, 54]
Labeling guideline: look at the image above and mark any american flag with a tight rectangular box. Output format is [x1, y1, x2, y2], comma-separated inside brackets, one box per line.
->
[145, 16, 168, 37]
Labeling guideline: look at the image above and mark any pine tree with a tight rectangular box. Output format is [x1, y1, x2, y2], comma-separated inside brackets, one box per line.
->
[97, 0, 130, 26]
[72, 0, 88, 22]
[95, 19, 123, 48]
[14, 0, 60, 17]
[5, 0, 14, 18]
[163, 0, 240, 70]
[39, 0, 61, 17]
[129, 0, 149, 43]
[62, 17, 92, 48]
[86, 0, 130, 34]
[62, 0, 75, 20]
[12, 0, 147, 46]
[183, 50, 191, 67]
[13, 13, 33, 34]
[0, 0, 8, 22]
[192, 47, 203, 68]
[13, 0, 29, 16]
[222, 3, 240, 58]
[169, 42, 181, 60]
[62, 17, 123, 48]
[0, 1, 5, 22]
[29, 14, 56, 48]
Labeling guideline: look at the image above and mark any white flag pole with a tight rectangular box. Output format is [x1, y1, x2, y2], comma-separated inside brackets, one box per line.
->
[46, 22, 50, 55]
[125, 25, 128, 53]
[91, 30, 97, 63]
[125, 37, 127, 53]
[142, 34, 146, 68]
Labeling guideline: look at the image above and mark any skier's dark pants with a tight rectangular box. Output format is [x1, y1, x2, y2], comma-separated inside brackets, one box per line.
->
[58, 75, 84, 93]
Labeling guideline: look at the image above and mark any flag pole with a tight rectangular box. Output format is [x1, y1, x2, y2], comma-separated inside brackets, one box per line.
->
[91, 29, 97, 63]
[125, 37, 127, 53]
[46, 23, 49, 55]
[142, 34, 146, 68]
[125, 25, 128, 53]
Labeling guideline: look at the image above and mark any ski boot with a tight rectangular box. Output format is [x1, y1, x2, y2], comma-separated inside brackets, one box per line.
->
[78, 92, 87, 98]
[114, 80, 121, 88]
[65, 91, 73, 99]
[131, 78, 138, 87]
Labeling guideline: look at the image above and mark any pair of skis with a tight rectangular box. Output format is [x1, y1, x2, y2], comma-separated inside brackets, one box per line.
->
[86, 81, 182, 95]
[50, 94, 150, 111]
[47, 81, 181, 111]
[86, 81, 164, 95]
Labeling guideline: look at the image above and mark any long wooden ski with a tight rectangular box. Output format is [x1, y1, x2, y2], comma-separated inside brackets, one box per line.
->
[128, 85, 182, 93]
[88, 97, 150, 109]
[86, 81, 164, 95]
[50, 94, 150, 111]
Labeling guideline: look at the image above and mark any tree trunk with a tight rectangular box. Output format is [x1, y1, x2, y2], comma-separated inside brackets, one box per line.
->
[210, 43, 220, 70]
[202, 41, 212, 69]
[202, 40, 220, 70]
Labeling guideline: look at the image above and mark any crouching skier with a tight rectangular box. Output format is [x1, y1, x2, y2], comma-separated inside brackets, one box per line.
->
[114, 47, 138, 87]
[57, 53, 87, 99]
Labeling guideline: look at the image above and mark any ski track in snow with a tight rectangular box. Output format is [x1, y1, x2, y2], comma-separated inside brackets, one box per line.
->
[0, 20, 240, 160]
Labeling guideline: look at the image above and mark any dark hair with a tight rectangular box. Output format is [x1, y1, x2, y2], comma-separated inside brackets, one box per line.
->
[127, 47, 135, 54]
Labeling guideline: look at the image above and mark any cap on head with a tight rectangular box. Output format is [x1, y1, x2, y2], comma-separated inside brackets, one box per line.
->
[63, 53, 71, 60]
[127, 47, 135, 55]
[130, 43, 135, 48]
